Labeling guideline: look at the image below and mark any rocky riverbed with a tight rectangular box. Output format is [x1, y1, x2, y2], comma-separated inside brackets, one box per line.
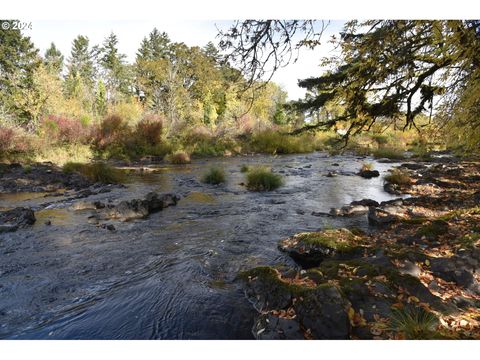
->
[1, 153, 479, 339]
[242, 157, 480, 339]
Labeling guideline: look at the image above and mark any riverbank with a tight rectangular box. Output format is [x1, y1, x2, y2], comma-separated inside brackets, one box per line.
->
[241, 157, 480, 339]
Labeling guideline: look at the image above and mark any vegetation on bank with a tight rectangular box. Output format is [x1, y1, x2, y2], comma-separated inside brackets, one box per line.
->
[63, 161, 126, 183]
[0, 20, 468, 166]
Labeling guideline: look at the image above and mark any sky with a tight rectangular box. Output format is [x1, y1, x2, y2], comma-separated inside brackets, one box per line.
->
[23, 20, 345, 101]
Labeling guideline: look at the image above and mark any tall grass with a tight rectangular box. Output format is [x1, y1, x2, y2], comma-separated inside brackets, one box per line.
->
[389, 306, 440, 339]
[202, 167, 226, 185]
[63, 162, 126, 183]
[245, 166, 283, 191]
[384, 168, 412, 186]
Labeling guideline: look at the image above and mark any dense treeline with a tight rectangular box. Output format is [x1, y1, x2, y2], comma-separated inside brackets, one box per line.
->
[2, 19, 454, 165]
[0, 21, 301, 162]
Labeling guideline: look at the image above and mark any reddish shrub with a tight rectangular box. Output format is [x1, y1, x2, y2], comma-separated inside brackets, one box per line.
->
[135, 114, 163, 146]
[0, 126, 15, 153]
[41, 115, 90, 144]
[94, 114, 130, 150]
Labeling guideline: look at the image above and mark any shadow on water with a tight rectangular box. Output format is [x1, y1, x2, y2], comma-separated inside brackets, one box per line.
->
[0, 152, 403, 339]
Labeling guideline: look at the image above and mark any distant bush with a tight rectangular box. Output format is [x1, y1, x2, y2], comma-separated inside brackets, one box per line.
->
[63, 162, 125, 183]
[371, 133, 389, 146]
[249, 130, 316, 154]
[0, 126, 15, 154]
[0, 125, 35, 158]
[134, 114, 163, 146]
[240, 164, 250, 173]
[202, 167, 226, 185]
[93, 114, 131, 151]
[41, 115, 90, 144]
[246, 166, 283, 191]
[108, 100, 143, 124]
[372, 146, 406, 160]
[384, 168, 412, 186]
[165, 150, 191, 164]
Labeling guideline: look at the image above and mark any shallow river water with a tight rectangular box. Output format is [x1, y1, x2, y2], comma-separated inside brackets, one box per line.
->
[0, 152, 402, 339]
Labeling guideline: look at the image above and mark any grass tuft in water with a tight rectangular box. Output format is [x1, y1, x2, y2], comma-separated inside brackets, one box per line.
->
[245, 166, 283, 191]
[202, 167, 226, 185]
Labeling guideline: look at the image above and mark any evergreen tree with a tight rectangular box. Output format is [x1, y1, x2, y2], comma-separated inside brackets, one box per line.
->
[67, 35, 95, 90]
[203, 41, 221, 64]
[95, 79, 107, 115]
[44, 42, 64, 76]
[0, 20, 40, 124]
[99, 32, 130, 101]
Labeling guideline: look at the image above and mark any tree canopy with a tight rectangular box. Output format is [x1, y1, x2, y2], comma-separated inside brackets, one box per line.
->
[219, 20, 480, 147]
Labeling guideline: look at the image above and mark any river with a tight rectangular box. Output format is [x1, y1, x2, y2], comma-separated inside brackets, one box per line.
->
[0, 152, 401, 339]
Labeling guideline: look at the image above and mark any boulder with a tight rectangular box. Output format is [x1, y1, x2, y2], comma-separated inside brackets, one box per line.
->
[278, 229, 365, 268]
[329, 205, 369, 217]
[400, 163, 427, 170]
[351, 199, 379, 207]
[101, 192, 179, 221]
[384, 182, 402, 194]
[358, 169, 380, 179]
[242, 266, 350, 339]
[71, 200, 106, 211]
[0, 207, 35, 230]
[252, 314, 305, 340]
[429, 256, 480, 295]
[293, 285, 350, 339]
[368, 205, 408, 225]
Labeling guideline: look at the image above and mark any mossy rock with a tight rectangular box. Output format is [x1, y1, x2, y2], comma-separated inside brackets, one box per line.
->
[239, 266, 306, 310]
[416, 220, 449, 240]
[240, 266, 351, 339]
[278, 228, 367, 268]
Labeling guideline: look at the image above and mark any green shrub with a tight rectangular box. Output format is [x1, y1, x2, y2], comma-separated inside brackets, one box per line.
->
[372, 146, 406, 160]
[165, 150, 191, 164]
[202, 167, 226, 185]
[246, 166, 283, 191]
[384, 168, 412, 186]
[240, 164, 250, 173]
[249, 130, 316, 154]
[371, 133, 389, 146]
[63, 162, 126, 183]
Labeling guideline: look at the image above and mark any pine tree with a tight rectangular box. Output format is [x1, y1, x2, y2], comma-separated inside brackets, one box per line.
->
[0, 20, 40, 124]
[99, 32, 130, 101]
[67, 35, 95, 90]
[44, 42, 64, 76]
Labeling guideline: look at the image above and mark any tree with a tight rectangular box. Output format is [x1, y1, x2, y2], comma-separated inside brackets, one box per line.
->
[218, 20, 327, 87]
[66, 35, 95, 91]
[293, 21, 480, 138]
[135, 28, 173, 104]
[218, 20, 480, 144]
[95, 79, 107, 115]
[0, 20, 40, 124]
[99, 32, 131, 102]
[44, 42, 64, 76]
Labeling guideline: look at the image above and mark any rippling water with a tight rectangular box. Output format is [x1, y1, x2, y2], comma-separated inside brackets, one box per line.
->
[0, 152, 401, 339]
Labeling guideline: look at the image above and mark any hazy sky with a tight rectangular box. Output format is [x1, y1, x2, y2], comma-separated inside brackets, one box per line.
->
[24, 20, 345, 100]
